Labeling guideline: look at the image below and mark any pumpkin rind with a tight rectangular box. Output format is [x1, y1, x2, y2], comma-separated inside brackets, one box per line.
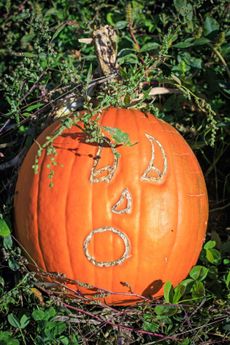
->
[14, 107, 208, 305]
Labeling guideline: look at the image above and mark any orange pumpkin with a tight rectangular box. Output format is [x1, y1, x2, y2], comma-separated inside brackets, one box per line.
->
[14, 107, 208, 305]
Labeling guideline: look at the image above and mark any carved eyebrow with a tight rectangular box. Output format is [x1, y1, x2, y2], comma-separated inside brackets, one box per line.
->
[140, 133, 168, 183]
[90, 146, 119, 183]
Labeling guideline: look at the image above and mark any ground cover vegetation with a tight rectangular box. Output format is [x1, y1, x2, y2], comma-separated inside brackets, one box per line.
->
[0, 0, 229, 344]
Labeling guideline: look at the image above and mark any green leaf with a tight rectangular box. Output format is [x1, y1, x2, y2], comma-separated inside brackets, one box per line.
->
[59, 336, 70, 345]
[0, 218, 11, 237]
[8, 257, 20, 271]
[174, 0, 187, 13]
[115, 21, 127, 30]
[19, 315, 30, 329]
[0, 276, 4, 294]
[143, 316, 159, 332]
[174, 38, 194, 48]
[183, 3, 193, 21]
[32, 307, 57, 321]
[174, 0, 193, 21]
[106, 13, 114, 26]
[155, 305, 178, 316]
[191, 281, 205, 298]
[117, 53, 139, 64]
[178, 52, 202, 69]
[164, 281, 173, 303]
[193, 37, 210, 46]
[180, 338, 191, 345]
[123, 94, 131, 106]
[51, 22, 67, 41]
[180, 278, 195, 291]
[24, 103, 44, 113]
[204, 16, 220, 36]
[22, 112, 34, 118]
[44, 8, 60, 17]
[189, 56, 202, 69]
[3, 235, 13, 249]
[140, 42, 160, 52]
[189, 265, 209, 281]
[0, 331, 20, 345]
[32, 309, 46, 321]
[8, 314, 21, 329]
[225, 271, 230, 289]
[204, 240, 216, 249]
[45, 307, 56, 320]
[206, 248, 221, 265]
[5, 0, 11, 14]
[112, 130, 131, 145]
[103, 126, 132, 145]
[62, 118, 73, 129]
[18, 125, 28, 133]
[44, 320, 66, 337]
[20, 34, 35, 49]
[173, 284, 186, 303]
[86, 63, 93, 85]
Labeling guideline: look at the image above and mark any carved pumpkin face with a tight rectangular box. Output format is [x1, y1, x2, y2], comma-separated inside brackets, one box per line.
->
[14, 108, 208, 305]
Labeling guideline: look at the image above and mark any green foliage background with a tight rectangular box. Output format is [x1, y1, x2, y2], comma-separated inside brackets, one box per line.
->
[0, 0, 229, 344]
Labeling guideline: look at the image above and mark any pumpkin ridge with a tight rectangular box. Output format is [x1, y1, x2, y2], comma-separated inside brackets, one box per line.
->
[184, 146, 206, 275]
[91, 108, 112, 290]
[108, 107, 120, 297]
[180, 160, 200, 278]
[37, 148, 49, 272]
[133, 108, 143, 295]
[162, 122, 179, 285]
[111, 107, 118, 295]
[187, 170, 207, 268]
[91, 145, 96, 289]
[64, 145, 77, 280]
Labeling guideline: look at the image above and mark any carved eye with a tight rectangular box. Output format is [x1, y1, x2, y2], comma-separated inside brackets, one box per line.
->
[90, 146, 119, 183]
[141, 134, 168, 183]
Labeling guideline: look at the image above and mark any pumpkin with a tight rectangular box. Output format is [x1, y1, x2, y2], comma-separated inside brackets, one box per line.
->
[14, 107, 208, 305]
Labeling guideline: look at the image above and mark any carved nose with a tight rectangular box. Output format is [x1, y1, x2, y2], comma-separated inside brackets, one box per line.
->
[112, 188, 132, 214]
